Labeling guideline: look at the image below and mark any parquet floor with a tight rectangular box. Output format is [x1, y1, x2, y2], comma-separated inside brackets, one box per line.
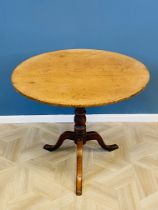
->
[0, 122, 158, 210]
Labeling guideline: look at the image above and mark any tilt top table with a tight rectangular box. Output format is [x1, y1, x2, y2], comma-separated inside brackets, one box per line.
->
[11, 49, 150, 195]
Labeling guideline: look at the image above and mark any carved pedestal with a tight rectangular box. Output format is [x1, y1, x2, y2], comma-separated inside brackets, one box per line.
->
[43, 108, 118, 195]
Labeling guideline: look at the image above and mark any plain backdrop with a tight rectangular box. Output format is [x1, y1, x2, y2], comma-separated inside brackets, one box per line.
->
[0, 0, 157, 115]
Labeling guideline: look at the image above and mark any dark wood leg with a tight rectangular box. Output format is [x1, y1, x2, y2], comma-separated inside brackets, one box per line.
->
[86, 131, 118, 151]
[43, 131, 74, 151]
[43, 107, 119, 195]
[74, 108, 86, 195]
[76, 139, 83, 195]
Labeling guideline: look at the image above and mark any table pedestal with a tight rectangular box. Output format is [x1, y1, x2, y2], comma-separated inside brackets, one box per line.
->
[43, 108, 119, 195]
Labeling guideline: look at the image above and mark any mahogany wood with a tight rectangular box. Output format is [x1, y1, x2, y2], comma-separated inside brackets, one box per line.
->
[43, 131, 74, 151]
[86, 131, 118, 151]
[43, 108, 118, 195]
[76, 139, 83, 195]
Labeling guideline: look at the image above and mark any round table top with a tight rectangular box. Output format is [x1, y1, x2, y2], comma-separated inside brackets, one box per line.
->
[11, 49, 150, 107]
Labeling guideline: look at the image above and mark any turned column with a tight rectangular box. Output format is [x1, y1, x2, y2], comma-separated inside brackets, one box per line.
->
[43, 107, 118, 195]
[74, 108, 86, 195]
[74, 108, 86, 143]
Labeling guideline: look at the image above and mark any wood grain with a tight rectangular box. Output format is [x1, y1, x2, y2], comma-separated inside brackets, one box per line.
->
[11, 49, 150, 107]
[76, 139, 83, 196]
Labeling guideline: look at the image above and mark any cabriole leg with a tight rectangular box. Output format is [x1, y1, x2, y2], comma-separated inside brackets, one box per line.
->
[86, 131, 118, 151]
[43, 131, 74, 151]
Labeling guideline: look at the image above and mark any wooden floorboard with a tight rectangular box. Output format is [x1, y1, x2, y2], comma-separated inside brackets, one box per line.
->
[0, 122, 158, 210]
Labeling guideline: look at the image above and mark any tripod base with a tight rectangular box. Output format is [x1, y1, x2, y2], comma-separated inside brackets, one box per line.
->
[43, 108, 118, 195]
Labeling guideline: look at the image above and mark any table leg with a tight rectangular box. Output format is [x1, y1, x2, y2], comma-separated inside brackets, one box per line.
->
[43, 131, 74, 151]
[86, 131, 118, 151]
[76, 139, 83, 196]
[43, 107, 119, 196]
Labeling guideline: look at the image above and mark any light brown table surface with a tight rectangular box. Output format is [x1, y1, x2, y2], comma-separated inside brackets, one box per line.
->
[11, 49, 150, 107]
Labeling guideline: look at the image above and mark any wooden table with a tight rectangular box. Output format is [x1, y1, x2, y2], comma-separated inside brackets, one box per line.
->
[11, 49, 150, 195]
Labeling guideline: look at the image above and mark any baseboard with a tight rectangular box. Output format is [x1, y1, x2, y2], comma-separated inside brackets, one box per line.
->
[0, 114, 158, 124]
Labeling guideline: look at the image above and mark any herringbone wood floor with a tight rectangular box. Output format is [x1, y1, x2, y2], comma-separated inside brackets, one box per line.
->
[0, 122, 158, 210]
